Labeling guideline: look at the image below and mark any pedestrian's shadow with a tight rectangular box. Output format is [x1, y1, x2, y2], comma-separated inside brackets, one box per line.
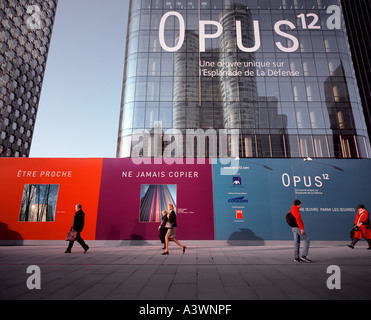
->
[130, 219, 150, 246]
[227, 228, 265, 246]
[0, 222, 23, 245]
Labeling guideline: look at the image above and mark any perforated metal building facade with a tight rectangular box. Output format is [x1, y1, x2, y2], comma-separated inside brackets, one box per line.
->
[0, 0, 58, 157]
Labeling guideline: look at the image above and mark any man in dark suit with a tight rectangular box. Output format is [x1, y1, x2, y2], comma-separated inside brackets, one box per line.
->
[65, 204, 89, 253]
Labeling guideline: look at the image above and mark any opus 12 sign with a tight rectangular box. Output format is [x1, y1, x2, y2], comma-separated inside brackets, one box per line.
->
[159, 6, 341, 53]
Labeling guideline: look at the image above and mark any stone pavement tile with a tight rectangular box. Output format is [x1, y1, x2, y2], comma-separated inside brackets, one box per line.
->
[198, 278, 227, 299]
[270, 278, 319, 300]
[249, 284, 288, 300]
[103, 277, 144, 300]
[136, 283, 173, 300]
[0, 266, 24, 285]
[99, 270, 134, 284]
[176, 264, 197, 273]
[167, 283, 197, 300]
[173, 270, 197, 284]
[197, 266, 220, 280]
[0, 283, 30, 300]
[104, 291, 137, 300]
[74, 283, 121, 300]
[110, 278, 147, 296]
[45, 283, 93, 300]
[224, 285, 259, 300]
[156, 265, 178, 274]
[198, 292, 228, 300]
[11, 279, 67, 300]
[195, 251, 215, 264]
[219, 273, 247, 287]
[146, 273, 174, 287]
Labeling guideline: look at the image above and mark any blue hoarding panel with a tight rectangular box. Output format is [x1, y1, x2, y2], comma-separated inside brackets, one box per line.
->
[212, 159, 371, 240]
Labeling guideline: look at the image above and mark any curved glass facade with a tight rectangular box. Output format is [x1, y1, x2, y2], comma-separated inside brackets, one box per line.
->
[117, 0, 371, 159]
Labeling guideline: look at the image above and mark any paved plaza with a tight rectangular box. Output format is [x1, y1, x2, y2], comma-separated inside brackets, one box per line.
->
[0, 240, 370, 301]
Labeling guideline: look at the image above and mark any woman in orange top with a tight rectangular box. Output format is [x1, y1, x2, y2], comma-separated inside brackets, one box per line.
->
[348, 204, 371, 249]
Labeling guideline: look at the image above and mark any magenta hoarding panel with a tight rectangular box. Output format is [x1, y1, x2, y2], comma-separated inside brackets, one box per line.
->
[95, 159, 214, 240]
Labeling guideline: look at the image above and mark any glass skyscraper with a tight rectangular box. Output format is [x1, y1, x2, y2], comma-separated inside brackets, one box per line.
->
[117, 0, 371, 159]
[0, 0, 58, 157]
[341, 0, 371, 143]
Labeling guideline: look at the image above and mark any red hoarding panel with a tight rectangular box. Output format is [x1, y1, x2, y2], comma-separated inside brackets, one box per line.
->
[0, 158, 103, 240]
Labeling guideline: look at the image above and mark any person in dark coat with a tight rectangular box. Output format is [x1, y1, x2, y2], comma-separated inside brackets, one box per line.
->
[65, 204, 89, 253]
[158, 210, 168, 249]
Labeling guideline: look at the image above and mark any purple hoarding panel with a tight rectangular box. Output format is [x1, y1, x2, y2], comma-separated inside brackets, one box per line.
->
[95, 158, 214, 240]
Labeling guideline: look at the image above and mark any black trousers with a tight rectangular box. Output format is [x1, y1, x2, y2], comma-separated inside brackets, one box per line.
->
[66, 232, 88, 251]
[351, 237, 371, 247]
[159, 228, 167, 244]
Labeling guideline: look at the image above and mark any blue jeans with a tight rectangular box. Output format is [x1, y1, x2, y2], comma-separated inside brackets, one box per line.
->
[292, 227, 310, 259]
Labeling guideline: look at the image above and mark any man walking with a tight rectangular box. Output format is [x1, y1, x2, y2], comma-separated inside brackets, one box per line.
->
[65, 204, 89, 253]
[290, 199, 312, 262]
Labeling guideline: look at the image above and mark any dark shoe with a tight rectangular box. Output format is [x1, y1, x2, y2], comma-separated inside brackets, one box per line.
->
[65, 250, 71, 253]
[347, 244, 354, 249]
[301, 256, 313, 262]
[84, 246, 89, 253]
[162, 246, 166, 249]
[161, 251, 169, 255]
[367, 247, 371, 250]
[182, 246, 186, 254]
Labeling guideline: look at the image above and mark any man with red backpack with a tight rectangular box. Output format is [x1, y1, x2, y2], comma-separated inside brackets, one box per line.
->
[288, 199, 312, 263]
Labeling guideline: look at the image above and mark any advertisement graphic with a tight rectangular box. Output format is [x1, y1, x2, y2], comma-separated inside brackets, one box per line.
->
[139, 184, 177, 222]
[95, 158, 214, 240]
[213, 158, 371, 240]
[0, 158, 103, 240]
[19, 184, 60, 222]
[1, 158, 370, 241]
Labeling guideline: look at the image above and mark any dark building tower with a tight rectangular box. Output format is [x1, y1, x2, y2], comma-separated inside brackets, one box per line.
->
[340, 0, 371, 144]
[0, 0, 58, 157]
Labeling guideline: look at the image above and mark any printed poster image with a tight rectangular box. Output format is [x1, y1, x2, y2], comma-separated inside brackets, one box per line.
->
[139, 184, 177, 222]
[19, 184, 59, 222]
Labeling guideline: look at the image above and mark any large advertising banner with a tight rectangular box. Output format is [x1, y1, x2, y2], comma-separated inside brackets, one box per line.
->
[1, 157, 370, 241]
[213, 159, 371, 241]
[95, 158, 214, 240]
[0, 158, 103, 240]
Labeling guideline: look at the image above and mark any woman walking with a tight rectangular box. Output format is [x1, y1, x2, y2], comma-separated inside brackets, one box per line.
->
[162, 204, 186, 255]
[347, 204, 371, 249]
